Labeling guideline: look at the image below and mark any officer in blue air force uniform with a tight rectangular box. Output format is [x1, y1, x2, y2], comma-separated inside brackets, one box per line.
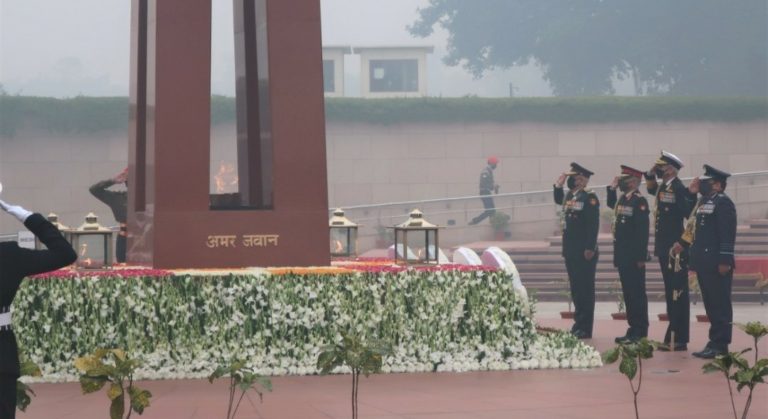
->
[554, 163, 600, 339]
[645, 151, 697, 351]
[607, 165, 650, 343]
[672, 165, 737, 359]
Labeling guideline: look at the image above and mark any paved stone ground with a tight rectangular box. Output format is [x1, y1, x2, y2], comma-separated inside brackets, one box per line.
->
[18, 303, 768, 419]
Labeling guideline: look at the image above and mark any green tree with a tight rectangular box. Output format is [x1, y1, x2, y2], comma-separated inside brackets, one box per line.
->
[410, 0, 767, 96]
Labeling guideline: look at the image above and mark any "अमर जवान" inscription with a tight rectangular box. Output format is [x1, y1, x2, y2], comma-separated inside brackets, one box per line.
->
[206, 234, 279, 248]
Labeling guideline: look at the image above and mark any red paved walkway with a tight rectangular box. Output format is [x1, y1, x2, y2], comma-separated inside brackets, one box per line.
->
[19, 319, 768, 419]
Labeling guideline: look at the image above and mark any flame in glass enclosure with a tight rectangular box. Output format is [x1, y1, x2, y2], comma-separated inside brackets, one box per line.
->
[210, 0, 273, 210]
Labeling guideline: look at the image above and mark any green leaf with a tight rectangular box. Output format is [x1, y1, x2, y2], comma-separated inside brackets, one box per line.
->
[107, 383, 124, 401]
[735, 322, 768, 340]
[74, 356, 102, 373]
[128, 386, 152, 415]
[208, 366, 227, 383]
[619, 356, 638, 380]
[16, 381, 34, 412]
[255, 376, 273, 392]
[317, 351, 338, 373]
[79, 376, 108, 394]
[702, 361, 726, 374]
[110, 394, 125, 419]
[602, 348, 619, 364]
[20, 359, 42, 377]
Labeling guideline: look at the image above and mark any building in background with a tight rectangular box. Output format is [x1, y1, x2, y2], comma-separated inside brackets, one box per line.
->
[321, 46, 434, 98]
[357, 46, 433, 98]
[322, 46, 352, 97]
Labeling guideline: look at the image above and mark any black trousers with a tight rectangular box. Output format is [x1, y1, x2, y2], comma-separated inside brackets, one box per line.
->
[116, 234, 126, 263]
[696, 267, 733, 351]
[618, 263, 649, 338]
[470, 195, 496, 225]
[659, 254, 690, 344]
[565, 252, 598, 336]
[0, 374, 16, 419]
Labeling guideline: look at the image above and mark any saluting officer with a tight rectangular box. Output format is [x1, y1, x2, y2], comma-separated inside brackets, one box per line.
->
[89, 168, 128, 263]
[645, 151, 696, 351]
[672, 165, 737, 359]
[0, 185, 77, 418]
[607, 166, 650, 343]
[554, 163, 600, 339]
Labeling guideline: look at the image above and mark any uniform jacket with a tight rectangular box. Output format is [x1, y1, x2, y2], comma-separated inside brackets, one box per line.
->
[554, 186, 600, 258]
[685, 193, 737, 272]
[479, 166, 495, 195]
[645, 175, 696, 257]
[607, 187, 650, 267]
[89, 179, 127, 223]
[0, 214, 77, 376]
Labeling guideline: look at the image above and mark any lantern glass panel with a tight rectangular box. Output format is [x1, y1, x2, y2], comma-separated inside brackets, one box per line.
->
[330, 227, 357, 257]
[75, 233, 109, 269]
[426, 229, 438, 261]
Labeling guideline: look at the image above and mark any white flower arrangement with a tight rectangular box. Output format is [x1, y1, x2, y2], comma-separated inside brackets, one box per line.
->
[15, 270, 600, 383]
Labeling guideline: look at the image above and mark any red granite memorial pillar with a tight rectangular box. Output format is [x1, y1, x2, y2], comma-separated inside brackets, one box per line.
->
[127, 0, 329, 269]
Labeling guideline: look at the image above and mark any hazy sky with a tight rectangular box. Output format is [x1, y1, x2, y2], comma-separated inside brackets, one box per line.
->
[0, 0, 557, 97]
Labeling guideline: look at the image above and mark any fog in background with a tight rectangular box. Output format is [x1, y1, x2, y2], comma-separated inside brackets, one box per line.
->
[0, 0, 565, 98]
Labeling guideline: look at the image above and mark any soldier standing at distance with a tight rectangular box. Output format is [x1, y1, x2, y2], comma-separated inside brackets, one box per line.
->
[554, 163, 600, 339]
[672, 165, 737, 359]
[607, 166, 650, 343]
[469, 157, 500, 225]
[645, 151, 695, 351]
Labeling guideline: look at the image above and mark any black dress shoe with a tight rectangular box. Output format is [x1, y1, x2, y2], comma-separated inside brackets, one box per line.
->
[692, 347, 725, 359]
[572, 330, 592, 339]
[658, 343, 688, 352]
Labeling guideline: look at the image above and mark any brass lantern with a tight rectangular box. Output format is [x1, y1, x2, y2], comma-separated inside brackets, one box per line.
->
[35, 213, 72, 250]
[69, 212, 114, 269]
[329, 208, 358, 257]
[393, 209, 441, 265]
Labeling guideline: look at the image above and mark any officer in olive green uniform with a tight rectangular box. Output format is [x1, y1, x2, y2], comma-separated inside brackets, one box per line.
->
[554, 163, 600, 339]
[89, 168, 128, 263]
[469, 157, 500, 225]
[607, 165, 650, 343]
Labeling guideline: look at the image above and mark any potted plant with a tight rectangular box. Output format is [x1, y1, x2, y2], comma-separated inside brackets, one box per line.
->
[610, 280, 627, 320]
[603, 339, 659, 419]
[317, 333, 391, 419]
[489, 212, 511, 240]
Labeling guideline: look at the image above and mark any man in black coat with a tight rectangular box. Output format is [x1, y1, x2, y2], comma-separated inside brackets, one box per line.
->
[607, 165, 650, 343]
[645, 151, 696, 351]
[672, 165, 737, 359]
[554, 162, 600, 339]
[0, 191, 77, 418]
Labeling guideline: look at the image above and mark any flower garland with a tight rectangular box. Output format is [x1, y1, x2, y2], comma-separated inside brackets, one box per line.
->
[15, 268, 600, 383]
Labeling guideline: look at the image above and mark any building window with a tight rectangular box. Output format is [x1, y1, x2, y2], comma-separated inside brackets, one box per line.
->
[369, 59, 418, 92]
[323, 60, 335, 93]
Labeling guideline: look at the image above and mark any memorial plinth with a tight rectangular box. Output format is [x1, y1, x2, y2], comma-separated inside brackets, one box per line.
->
[127, 0, 329, 268]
